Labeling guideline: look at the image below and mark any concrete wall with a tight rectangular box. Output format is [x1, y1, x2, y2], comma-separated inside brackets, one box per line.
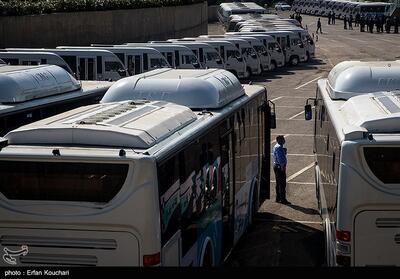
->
[0, 2, 208, 48]
[208, 5, 219, 22]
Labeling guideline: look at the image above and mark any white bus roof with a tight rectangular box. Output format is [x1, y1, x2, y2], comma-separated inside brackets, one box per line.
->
[220, 2, 266, 12]
[340, 91, 400, 134]
[5, 100, 197, 149]
[0, 64, 80, 103]
[123, 43, 193, 52]
[5, 48, 119, 56]
[326, 60, 400, 100]
[57, 46, 164, 55]
[101, 68, 244, 109]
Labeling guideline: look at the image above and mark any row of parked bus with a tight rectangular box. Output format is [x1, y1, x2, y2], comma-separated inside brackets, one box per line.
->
[0, 3, 316, 83]
[217, 2, 316, 67]
[292, 0, 396, 19]
[0, 61, 277, 266]
[2, 57, 400, 267]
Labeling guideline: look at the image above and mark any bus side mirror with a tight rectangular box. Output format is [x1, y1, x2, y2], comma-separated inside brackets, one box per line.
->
[270, 110, 277, 129]
[305, 104, 312, 120]
[193, 62, 201, 69]
[267, 99, 277, 129]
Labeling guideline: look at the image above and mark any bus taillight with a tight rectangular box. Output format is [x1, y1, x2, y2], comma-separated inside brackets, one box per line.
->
[336, 230, 351, 242]
[336, 230, 351, 266]
[143, 252, 161, 266]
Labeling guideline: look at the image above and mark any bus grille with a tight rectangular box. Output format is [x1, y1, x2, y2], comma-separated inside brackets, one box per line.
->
[0, 235, 117, 250]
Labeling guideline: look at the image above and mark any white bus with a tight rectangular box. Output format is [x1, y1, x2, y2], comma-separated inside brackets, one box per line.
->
[0, 51, 74, 75]
[243, 30, 307, 66]
[218, 2, 266, 28]
[304, 60, 400, 266]
[123, 43, 201, 70]
[199, 35, 268, 73]
[274, 26, 315, 61]
[57, 46, 169, 75]
[0, 64, 112, 136]
[5, 48, 127, 81]
[0, 68, 276, 266]
[158, 41, 225, 69]
[198, 36, 261, 76]
[177, 39, 248, 79]
[354, 2, 394, 17]
[226, 32, 285, 69]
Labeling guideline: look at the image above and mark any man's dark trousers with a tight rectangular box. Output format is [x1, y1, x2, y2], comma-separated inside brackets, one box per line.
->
[274, 165, 286, 201]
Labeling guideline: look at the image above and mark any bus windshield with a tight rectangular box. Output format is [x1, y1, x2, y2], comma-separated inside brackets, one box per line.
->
[0, 161, 129, 203]
[206, 52, 221, 61]
[150, 58, 169, 69]
[105, 61, 127, 77]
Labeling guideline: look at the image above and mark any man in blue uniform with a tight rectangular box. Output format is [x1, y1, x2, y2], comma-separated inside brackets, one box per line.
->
[272, 135, 291, 205]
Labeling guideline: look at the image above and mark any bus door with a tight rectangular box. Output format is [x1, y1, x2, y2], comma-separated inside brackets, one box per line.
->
[78, 57, 96, 80]
[220, 120, 235, 260]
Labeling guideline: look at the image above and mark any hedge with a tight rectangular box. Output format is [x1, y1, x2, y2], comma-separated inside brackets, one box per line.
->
[0, 0, 206, 16]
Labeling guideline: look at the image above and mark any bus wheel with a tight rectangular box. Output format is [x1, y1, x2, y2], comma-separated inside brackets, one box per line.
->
[246, 67, 251, 78]
[270, 61, 277, 71]
[202, 244, 214, 267]
[249, 186, 258, 226]
[290, 56, 299, 66]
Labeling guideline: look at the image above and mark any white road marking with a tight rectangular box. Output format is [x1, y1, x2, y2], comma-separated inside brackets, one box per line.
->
[288, 106, 314, 120]
[288, 110, 304, 120]
[270, 96, 313, 99]
[255, 218, 322, 225]
[270, 96, 284, 102]
[271, 181, 315, 185]
[294, 76, 322, 90]
[287, 162, 315, 182]
[271, 133, 314, 137]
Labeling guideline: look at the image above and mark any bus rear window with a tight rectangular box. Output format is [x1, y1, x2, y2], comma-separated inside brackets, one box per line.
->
[0, 161, 129, 202]
[364, 147, 400, 184]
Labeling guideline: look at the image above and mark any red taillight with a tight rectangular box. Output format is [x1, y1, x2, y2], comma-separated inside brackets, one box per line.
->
[143, 252, 161, 266]
[336, 230, 351, 242]
[336, 255, 351, 266]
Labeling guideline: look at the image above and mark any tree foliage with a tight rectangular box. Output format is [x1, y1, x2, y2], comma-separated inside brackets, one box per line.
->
[0, 0, 205, 16]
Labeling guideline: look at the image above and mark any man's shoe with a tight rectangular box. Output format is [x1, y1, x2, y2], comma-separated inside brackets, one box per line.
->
[281, 200, 291, 205]
[275, 199, 281, 203]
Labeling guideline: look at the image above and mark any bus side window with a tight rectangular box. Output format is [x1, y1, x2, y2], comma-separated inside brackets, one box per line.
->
[199, 48, 204, 63]
[175, 51, 180, 67]
[158, 156, 180, 245]
[143, 54, 148, 71]
[97, 56, 102, 76]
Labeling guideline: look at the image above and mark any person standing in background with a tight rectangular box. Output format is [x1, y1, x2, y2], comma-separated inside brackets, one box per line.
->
[272, 135, 291, 205]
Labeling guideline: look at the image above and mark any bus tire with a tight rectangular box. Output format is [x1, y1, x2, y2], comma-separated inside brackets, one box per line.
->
[246, 67, 252, 78]
[201, 241, 214, 267]
[249, 181, 258, 226]
[290, 56, 299, 66]
[305, 52, 310, 62]
[270, 61, 277, 71]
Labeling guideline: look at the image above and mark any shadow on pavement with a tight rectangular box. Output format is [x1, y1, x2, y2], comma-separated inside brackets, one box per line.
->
[224, 212, 324, 267]
[287, 204, 320, 215]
